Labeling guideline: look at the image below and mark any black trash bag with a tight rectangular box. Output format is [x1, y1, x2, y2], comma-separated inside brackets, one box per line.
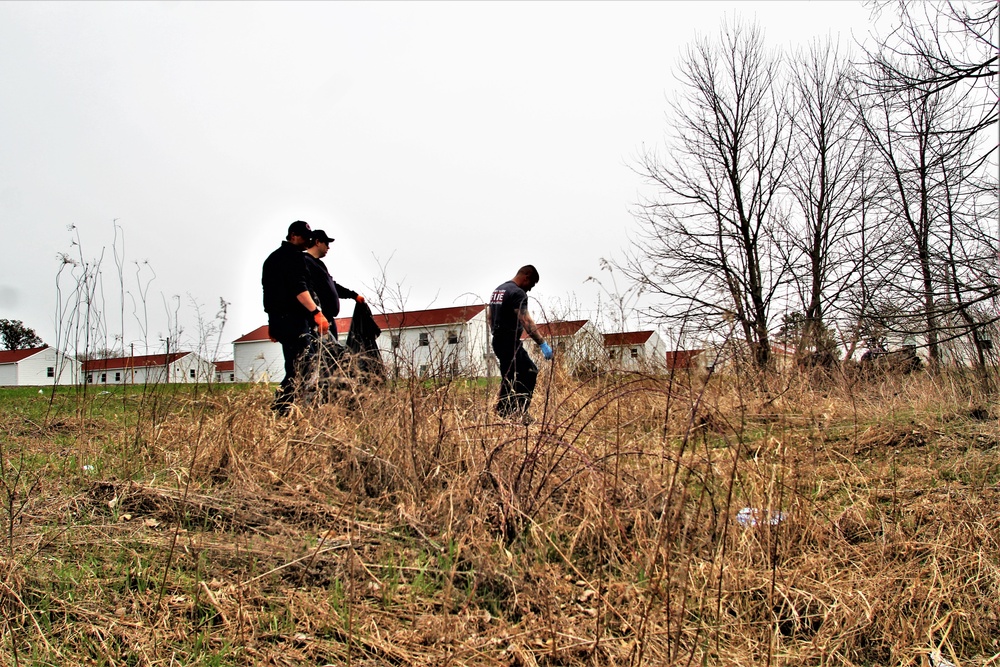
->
[345, 301, 385, 383]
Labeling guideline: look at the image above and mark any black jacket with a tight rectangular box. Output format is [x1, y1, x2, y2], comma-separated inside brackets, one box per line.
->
[262, 241, 311, 319]
[304, 253, 358, 319]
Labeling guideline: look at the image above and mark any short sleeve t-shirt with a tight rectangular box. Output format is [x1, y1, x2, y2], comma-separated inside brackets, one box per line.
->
[490, 280, 528, 342]
[304, 254, 341, 318]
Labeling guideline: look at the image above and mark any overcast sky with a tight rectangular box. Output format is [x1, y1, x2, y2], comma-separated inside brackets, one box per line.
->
[0, 1, 877, 356]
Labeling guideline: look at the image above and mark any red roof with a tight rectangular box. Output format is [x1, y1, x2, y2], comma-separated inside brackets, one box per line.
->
[665, 349, 704, 370]
[234, 323, 352, 344]
[81, 352, 190, 372]
[369, 305, 486, 330]
[214, 360, 234, 372]
[526, 320, 588, 340]
[233, 325, 271, 343]
[236, 305, 486, 343]
[604, 331, 654, 347]
[0, 346, 48, 364]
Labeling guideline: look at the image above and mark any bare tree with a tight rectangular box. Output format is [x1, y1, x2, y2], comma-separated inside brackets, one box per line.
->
[783, 38, 870, 359]
[863, 0, 998, 159]
[870, 0, 999, 379]
[838, 134, 899, 360]
[857, 51, 997, 370]
[622, 18, 791, 370]
[934, 105, 999, 382]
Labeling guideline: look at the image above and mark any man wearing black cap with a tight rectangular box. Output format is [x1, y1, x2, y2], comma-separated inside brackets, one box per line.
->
[261, 220, 329, 416]
[304, 230, 372, 392]
[303, 230, 365, 319]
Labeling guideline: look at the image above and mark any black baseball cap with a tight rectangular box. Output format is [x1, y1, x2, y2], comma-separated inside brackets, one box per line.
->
[312, 229, 334, 244]
[287, 220, 313, 240]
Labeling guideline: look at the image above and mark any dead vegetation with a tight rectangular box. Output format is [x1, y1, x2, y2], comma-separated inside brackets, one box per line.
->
[1, 367, 998, 666]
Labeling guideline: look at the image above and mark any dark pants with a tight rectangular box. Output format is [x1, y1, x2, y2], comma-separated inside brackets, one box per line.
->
[268, 315, 316, 414]
[493, 338, 538, 418]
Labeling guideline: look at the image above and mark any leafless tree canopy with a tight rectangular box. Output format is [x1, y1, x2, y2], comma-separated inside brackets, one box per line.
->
[863, 0, 998, 155]
[618, 1, 998, 376]
[783, 39, 869, 359]
[624, 19, 790, 369]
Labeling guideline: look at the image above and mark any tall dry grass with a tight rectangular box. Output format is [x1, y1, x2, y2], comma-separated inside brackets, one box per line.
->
[2, 363, 998, 665]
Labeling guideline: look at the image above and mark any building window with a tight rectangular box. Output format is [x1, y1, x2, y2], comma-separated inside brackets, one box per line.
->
[87, 374, 93, 383]
[115, 372, 121, 381]
[100, 373, 107, 383]
[46, 367, 54, 377]
[229, 373, 234, 381]
[419, 364, 429, 376]
[190, 368, 196, 379]
[419, 333, 429, 346]
[447, 330, 458, 344]
[631, 348, 639, 359]
[391, 335, 400, 349]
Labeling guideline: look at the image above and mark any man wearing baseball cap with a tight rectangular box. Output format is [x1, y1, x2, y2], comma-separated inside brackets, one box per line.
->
[261, 220, 329, 416]
[303, 229, 365, 319]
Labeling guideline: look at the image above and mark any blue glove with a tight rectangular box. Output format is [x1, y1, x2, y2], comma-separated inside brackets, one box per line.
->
[540, 342, 554, 360]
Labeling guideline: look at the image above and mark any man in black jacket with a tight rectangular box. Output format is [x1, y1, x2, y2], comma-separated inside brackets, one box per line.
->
[261, 220, 329, 416]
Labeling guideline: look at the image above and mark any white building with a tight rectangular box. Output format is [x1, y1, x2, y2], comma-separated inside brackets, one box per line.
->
[0, 346, 78, 386]
[214, 360, 236, 383]
[232, 322, 354, 383]
[374, 305, 491, 378]
[233, 305, 494, 382]
[232, 325, 285, 383]
[529, 320, 604, 372]
[81, 352, 215, 385]
[603, 330, 668, 371]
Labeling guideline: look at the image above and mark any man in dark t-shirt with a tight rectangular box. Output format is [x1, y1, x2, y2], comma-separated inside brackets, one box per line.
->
[261, 220, 329, 416]
[488, 265, 553, 422]
[303, 229, 364, 320]
[303, 229, 369, 387]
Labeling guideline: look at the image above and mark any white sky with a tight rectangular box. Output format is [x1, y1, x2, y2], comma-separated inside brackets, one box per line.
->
[0, 1, 877, 356]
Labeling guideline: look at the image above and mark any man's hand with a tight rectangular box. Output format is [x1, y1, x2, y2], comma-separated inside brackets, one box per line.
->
[356, 295, 365, 304]
[314, 311, 330, 335]
[540, 341, 554, 360]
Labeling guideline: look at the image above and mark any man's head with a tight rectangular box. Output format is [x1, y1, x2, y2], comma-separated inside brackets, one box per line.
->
[286, 220, 313, 247]
[308, 229, 334, 258]
[513, 264, 540, 291]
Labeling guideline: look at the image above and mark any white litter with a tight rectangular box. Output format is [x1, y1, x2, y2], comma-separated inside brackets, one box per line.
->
[928, 650, 957, 667]
[735, 507, 786, 527]
[82, 465, 95, 473]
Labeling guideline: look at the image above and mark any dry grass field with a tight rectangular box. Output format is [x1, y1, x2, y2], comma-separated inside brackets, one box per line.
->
[1, 365, 998, 666]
